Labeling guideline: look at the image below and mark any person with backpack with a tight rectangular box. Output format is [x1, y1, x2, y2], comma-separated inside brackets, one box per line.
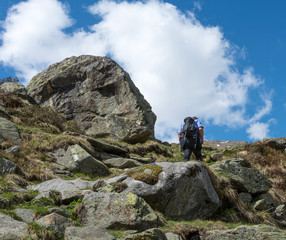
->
[178, 116, 204, 161]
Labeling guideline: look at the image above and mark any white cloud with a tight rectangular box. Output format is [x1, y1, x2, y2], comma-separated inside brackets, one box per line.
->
[249, 97, 272, 123]
[0, 0, 272, 142]
[193, 1, 202, 12]
[247, 122, 270, 141]
[0, 0, 107, 81]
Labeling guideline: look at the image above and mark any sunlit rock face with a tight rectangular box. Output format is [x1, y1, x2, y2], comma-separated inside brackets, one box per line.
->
[27, 55, 156, 143]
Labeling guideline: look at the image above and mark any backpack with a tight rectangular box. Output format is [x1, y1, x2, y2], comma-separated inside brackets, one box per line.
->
[182, 117, 198, 149]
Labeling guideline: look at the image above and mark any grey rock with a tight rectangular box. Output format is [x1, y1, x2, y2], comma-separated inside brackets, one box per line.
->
[80, 191, 160, 231]
[27, 178, 97, 193]
[124, 228, 167, 240]
[205, 224, 286, 240]
[238, 192, 252, 204]
[0, 106, 10, 120]
[210, 158, 272, 194]
[14, 208, 35, 223]
[92, 175, 130, 193]
[165, 232, 183, 240]
[130, 155, 155, 164]
[27, 55, 156, 143]
[69, 178, 99, 190]
[0, 212, 29, 239]
[0, 82, 27, 96]
[210, 152, 223, 161]
[61, 189, 93, 204]
[27, 178, 96, 204]
[253, 192, 275, 206]
[4, 145, 20, 155]
[106, 174, 129, 184]
[27, 178, 81, 192]
[92, 179, 109, 192]
[58, 144, 110, 176]
[83, 135, 127, 155]
[65, 226, 116, 240]
[36, 212, 75, 237]
[0, 117, 22, 144]
[0, 82, 36, 104]
[47, 207, 70, 218]
[0, 156, 19, 176]
[103, 157, 143, 169]
[274, 205, 286, 220]
[253, 199, 270, 211]
[123, 162, 221, 220]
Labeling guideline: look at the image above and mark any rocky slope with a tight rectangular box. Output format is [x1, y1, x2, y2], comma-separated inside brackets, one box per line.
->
[0, 56, 285, 240]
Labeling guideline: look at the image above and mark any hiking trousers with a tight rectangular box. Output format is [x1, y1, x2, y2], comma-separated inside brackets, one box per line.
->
[183, 147, 202, 161]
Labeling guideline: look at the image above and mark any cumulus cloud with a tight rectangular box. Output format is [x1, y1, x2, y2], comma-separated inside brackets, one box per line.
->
[0, 0, 272, 142]
[247, 122, 270, 140]
[0, 0, 107, 80]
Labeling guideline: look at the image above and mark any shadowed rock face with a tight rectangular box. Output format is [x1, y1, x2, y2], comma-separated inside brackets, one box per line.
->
[27, 55, 156, 143]
[122, 162, 221, 220]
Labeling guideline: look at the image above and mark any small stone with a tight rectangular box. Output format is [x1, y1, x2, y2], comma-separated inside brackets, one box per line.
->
[210, 153, 223, 161]
[274, 205, 286, 219]
[144, 168, 153, 175]
[4, 145, 20, 155]
[238, 192, 252, 203]
[253, 199, 270, 211]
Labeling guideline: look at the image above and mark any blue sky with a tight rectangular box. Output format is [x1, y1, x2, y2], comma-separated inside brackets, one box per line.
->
[0, 0, 285, 143]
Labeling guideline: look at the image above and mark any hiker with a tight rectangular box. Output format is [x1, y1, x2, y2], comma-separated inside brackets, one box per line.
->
[178, 116, 204, 161]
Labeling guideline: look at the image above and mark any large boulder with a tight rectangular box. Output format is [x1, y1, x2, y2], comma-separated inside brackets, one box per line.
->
[79, 191, 160, 231]
[0, 117, 22, 144]
[27, 55, 156, 143]
[0, 212, 29, 239]
[210, 158, 272, 194]
[205, 224, 286, 240]
[122, 162, 221, 220]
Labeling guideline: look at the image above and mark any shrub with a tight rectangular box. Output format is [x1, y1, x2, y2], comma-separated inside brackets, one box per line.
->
[27, 222, 60, 240]
[0, 76, 19, 83]
[244, 143, 286, 191]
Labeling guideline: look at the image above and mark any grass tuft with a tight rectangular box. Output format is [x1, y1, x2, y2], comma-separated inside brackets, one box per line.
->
[126, 164, 162, 185]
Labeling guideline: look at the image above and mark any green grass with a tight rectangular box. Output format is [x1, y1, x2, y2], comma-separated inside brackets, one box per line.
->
[27, 222, 61, 240]
[0, 209, 22, 221]
[126, 164, 163, 185]
[108, 229, 129, 238]
[160, 218, 249, 233]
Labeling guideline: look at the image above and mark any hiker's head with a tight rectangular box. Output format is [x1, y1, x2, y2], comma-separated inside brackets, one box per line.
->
[192, 116, 198, 120]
